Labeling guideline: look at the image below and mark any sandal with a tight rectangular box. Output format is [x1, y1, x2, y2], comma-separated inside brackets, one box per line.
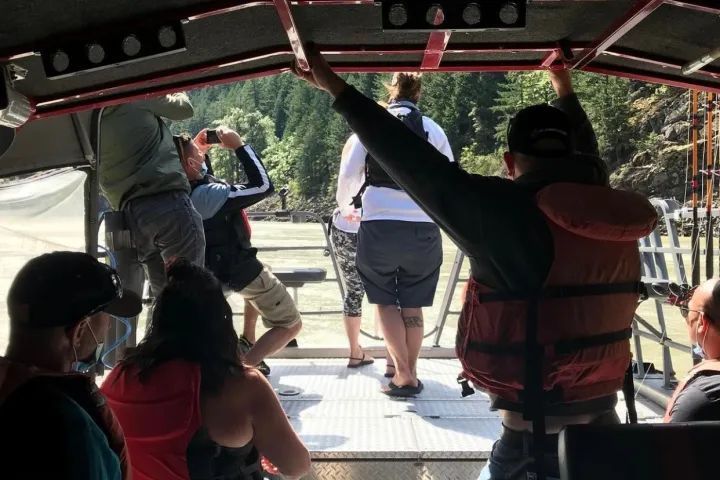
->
[347, 353, 375, 368]
[382, 380, 422, 397]
[384, 363, 395, 378]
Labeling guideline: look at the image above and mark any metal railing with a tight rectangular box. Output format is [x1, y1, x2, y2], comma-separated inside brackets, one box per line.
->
[633, 199, 716, 390]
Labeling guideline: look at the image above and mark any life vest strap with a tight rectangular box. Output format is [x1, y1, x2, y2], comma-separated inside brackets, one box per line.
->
[466, 327, 632, 356]
[475, 281, 644, 303]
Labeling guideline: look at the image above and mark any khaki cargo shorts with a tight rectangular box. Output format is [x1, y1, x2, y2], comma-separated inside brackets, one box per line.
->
[241, 267, 301, 329]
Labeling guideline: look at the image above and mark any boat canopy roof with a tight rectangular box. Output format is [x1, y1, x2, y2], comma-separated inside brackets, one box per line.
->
[0, 0, 719, 177]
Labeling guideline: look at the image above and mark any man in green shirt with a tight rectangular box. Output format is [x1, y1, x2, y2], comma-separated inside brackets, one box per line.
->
[99, 93, 205, 296]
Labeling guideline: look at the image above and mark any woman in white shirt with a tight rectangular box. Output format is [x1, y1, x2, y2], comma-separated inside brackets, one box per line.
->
[336, 73, 454, 396]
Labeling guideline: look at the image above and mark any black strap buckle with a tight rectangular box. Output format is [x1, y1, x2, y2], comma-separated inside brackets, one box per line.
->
[457, 375, 475, 397]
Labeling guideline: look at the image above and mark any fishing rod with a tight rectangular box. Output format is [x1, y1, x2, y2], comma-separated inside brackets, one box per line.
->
[691, 90, 700, 286]
[706, 92, 715, 279]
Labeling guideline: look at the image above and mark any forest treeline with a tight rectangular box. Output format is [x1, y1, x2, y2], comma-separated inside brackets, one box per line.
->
[170, 71, 690, 212]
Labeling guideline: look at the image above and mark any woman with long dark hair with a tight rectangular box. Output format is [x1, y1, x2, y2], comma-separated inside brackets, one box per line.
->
[101, 260, 310, 480]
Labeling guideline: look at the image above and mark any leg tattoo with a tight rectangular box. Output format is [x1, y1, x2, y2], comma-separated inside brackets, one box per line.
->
[402, 315, 424, 328]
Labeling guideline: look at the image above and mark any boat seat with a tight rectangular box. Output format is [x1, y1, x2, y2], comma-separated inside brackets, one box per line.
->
[272, 267, 326, 288]
[559, 422, 720, 480]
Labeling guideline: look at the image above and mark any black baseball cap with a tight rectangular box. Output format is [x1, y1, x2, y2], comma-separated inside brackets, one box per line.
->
[507, 103, 575, 158]
[7, 251, 143, 328]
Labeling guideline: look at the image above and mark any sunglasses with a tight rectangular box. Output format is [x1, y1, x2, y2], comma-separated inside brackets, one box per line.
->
[679, 306, 704, 319]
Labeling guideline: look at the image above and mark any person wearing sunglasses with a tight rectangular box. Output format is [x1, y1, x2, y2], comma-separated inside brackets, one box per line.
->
[665, 278, 720, 422]
[0, 251, 143, 479]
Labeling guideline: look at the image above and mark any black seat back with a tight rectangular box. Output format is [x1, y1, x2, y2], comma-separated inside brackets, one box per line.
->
[559, 422, 720, 480]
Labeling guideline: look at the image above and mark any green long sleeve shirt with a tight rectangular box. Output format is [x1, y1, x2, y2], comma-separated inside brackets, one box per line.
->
[99, 94, 194, 210]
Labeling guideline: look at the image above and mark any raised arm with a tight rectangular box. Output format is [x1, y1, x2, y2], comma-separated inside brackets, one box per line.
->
[248, 372, 311, 479]
[291, 47, 509, 255]
[209, 127, 275, 211]
[548, 69, 599, 157]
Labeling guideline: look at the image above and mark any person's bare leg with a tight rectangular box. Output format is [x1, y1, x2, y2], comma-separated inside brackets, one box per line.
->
[243, 300, 259, 343]
[378, 305, 416, 387]
[385, 347, 395, 376]
[243, 322, 302, 367]
[401, 307, 424, 378]
[345, 315, 373, 365]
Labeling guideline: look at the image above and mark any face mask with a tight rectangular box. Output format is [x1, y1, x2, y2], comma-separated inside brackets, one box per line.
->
[692, 320, 708, 360]
[201, 161, 208, 177]
[71, 322, 104, 373]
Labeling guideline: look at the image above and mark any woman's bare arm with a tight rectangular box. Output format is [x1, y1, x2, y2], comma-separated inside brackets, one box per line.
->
[247, 370, 311, 478]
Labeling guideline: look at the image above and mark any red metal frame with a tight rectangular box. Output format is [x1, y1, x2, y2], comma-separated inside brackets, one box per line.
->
[663, 0, 720, 15]
[420, 31, 452, 70]
[273, 0, 310, 71]
[584, 64, 720, 95]
[30, 43, 587, 112]
[603, 47, 720, 80]
[32, 66, 288, 120]
[571, 0, 666, 69]
[540, 49, 561, 69]
[31, 61, 541, 119]
[13, 0, 720, 120]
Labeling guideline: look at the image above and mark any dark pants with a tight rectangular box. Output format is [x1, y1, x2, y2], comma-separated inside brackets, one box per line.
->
[488, 411, 620, 480]
[356, 220, 442, 308]
[123, 190, 205, 298]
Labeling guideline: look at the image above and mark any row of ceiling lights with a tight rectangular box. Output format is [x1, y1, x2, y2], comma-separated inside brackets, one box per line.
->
[387, 2, 520, 28]
[46, 25, 182, 76]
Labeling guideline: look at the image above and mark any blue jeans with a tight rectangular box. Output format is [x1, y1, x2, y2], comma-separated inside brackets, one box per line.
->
[124, 190, 205, 297]
[487, 411, 620, 480]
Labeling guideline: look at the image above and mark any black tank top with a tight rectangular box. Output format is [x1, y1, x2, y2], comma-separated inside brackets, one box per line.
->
[187, 427, 262, 480]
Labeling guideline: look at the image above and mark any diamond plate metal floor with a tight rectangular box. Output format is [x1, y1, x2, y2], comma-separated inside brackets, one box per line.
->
[267, 358, 664, 470]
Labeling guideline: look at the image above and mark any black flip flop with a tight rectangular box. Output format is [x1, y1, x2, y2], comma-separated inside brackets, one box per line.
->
[382, 381, 422, 397]
[347, 353, 374, 368]
[384, 364, 395, 378]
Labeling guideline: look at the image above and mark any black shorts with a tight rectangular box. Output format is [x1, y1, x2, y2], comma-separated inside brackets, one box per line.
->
[356, 220, 442, 308]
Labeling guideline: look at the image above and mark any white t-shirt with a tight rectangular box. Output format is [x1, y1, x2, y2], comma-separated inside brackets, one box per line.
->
[335, 102, 455, 223]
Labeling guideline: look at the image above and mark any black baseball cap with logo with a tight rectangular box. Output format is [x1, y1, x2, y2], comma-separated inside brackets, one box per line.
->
[7, 251, 143, 328]
[507, 103, 575, 159]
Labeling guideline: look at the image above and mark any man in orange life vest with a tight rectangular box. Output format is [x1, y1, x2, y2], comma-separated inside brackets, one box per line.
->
[665, 278, 720, 422]
[0, 252, 142, 480]
[292, 45, 658, 479]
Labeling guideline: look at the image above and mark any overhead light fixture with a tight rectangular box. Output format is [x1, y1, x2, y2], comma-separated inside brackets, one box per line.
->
[122, 35, 142, 57]
[381, 0, 526, 31]
[41, 20, 186, 79]
[462, 3, 482, 26]
[158, 26, 178, 48]
[683, 46, 720, 76]
[499, 2, 520, 25]
[388, 3, 408, 27]
[51, 50, 70, 73]
[86, 43, 106, 64]
[426, 4, 445, 26]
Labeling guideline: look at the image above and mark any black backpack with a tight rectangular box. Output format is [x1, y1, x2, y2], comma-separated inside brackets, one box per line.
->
[351, 103, 428, 208]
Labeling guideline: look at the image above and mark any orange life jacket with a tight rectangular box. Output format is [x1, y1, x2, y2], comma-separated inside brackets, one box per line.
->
[0, 358, 130, 479]
[664, 359, 720, 422]
[456, 182, 657, 413]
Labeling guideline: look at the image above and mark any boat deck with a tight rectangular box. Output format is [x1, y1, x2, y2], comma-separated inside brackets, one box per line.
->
[267, 357, 664, 479]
